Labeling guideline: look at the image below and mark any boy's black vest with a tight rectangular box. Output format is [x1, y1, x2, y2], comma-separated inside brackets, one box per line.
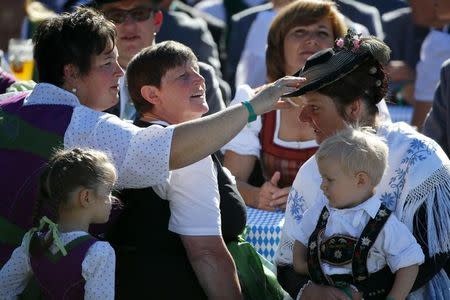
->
[307, 204, 395, 300]
[107, 120, 247, 299]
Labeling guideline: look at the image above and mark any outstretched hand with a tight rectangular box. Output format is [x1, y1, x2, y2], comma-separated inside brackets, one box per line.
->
[249, 76, 305, 115]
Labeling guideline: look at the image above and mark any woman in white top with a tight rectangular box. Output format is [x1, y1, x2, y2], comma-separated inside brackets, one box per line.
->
[223, 0, 347, 211]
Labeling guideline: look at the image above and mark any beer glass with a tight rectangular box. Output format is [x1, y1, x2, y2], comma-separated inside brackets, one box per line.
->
[8, 38, 34, 80]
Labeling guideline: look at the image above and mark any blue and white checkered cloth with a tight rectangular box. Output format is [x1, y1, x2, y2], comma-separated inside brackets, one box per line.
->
[245, 207, 285, 262]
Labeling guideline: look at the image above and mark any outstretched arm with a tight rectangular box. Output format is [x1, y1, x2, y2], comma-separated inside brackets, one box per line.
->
[169, 77, 303, 170]
[181, 235, 243, 300]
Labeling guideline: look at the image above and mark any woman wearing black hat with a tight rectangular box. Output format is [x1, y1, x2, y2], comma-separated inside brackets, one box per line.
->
[277, 30, 450, 300]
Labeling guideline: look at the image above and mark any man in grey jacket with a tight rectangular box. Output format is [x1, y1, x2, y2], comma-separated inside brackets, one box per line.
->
[423, 59, 450, 157]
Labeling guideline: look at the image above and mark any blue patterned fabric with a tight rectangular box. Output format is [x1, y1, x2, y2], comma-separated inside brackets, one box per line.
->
[288, 188, 306, 224]
[245, 207, 284, 262]
[380, 138, 436, 211]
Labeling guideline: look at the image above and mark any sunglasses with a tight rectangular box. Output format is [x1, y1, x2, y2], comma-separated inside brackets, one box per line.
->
[103, 6, 157, 24]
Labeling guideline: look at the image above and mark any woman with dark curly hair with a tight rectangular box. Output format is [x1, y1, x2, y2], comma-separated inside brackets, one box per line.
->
[277, 30, 450, 300]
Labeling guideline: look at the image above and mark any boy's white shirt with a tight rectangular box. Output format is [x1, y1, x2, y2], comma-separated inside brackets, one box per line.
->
[293, 195, 424, 275]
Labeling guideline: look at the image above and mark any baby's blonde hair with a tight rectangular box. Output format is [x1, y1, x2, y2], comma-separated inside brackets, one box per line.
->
[316, 127, 388, 186]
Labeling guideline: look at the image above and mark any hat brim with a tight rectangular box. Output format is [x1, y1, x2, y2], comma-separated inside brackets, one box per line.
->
[282, 49, 370, 98]
[95, 0, 161, 4]
[94, 0, 122, 5]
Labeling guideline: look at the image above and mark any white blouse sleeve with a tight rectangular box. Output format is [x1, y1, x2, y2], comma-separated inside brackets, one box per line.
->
[221, 84, 262, 157]
[381, 216, 425, 273]
[82, 241, 115, 300]
[291, 202, 323, 246]
[65, 107, 173, 189]
[0, 236, 33, 299]
[275, 156, 322, 265]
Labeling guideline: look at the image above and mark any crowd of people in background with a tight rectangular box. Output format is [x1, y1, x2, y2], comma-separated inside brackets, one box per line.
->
[1, 0, 450, 299]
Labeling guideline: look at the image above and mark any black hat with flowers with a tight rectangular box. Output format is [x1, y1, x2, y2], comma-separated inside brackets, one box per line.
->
[283, 29, 391, 98]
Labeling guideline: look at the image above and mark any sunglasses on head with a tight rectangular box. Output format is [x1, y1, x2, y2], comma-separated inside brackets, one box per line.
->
[103, 6, 157, 24]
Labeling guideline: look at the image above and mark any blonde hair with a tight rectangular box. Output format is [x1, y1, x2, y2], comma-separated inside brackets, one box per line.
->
[266, 0, 347, 81]
[316, 127, 388, 186]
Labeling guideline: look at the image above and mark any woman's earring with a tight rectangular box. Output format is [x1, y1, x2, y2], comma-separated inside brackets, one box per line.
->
[71, 87, 77, 94]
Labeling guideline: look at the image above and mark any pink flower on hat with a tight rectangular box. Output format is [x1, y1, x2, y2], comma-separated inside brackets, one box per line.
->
[352, 39, 361, 52]
[336, 38, 344, 48]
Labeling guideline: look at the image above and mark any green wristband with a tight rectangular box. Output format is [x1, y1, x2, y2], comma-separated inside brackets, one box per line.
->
[339, 286, 354, 300]
[241, 101, 257, 123]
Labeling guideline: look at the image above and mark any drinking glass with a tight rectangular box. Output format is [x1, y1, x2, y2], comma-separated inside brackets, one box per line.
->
[8, 38, 34, 80]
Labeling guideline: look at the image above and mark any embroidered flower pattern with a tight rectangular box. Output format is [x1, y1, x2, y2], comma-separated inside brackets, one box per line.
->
[382, 138, 435, 211]
[361, 237, 371, 246]
[380, 192, 396, 211]
[322, 211, 329, 220]
[338, 238, 347, 244]
[310, 241, 317, 250]
[288, 188, 306, 223]
[334, 250, 342, 259]
[378, 209, 388, 218]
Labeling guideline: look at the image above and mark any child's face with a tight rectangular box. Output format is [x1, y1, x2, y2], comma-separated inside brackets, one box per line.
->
[91, 167, 117, 224]
[91, 184, 114, 224]
[318, 157, 366, 209]
[157, 59, 208, 123]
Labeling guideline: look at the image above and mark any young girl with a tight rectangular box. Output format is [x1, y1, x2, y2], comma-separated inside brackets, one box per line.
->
[0, 148, 117, 299]
[292, 128, 424, 300]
